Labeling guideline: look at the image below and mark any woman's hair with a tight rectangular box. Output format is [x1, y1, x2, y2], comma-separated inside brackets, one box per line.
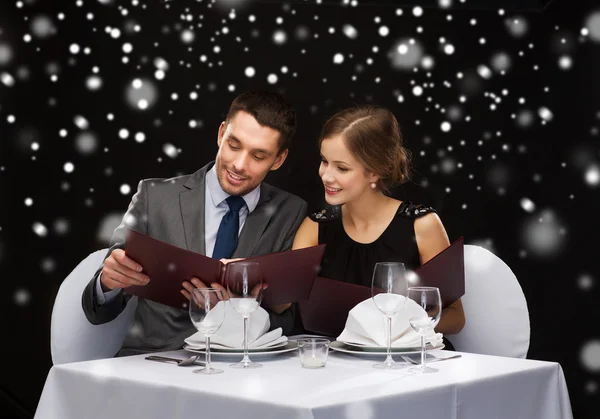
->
[319, 106, 412, 192]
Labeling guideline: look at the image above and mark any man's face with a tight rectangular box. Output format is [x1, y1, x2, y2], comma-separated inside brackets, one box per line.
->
[215, 111, 288, 196]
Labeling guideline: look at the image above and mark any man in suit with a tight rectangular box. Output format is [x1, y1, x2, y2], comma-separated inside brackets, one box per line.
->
[82, 90, 307, 356]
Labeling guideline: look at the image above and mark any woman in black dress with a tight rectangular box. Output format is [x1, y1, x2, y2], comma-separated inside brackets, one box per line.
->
[293, 105, 465, 337]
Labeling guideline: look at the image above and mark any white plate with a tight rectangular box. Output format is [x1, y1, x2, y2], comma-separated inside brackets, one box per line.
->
[184, 340, 289, 352]
[330, 340, 445, 356]
[183, 341, 298, 357]
[343, 340, 442, 351]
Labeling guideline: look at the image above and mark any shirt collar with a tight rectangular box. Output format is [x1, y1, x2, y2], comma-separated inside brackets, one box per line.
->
[206, 165, 260, 213]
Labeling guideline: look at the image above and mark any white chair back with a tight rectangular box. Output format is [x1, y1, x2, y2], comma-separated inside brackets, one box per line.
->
[50, 248, 137, 364]
[447, 245, 530, 358]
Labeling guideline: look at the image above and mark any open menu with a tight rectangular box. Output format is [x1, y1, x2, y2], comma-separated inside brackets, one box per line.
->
[124, 229, 326, 309]
[298, 237, 465, 337]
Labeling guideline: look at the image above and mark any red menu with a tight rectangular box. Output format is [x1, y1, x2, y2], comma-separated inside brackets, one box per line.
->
[298, 237, 465, 337]
[124, 229, 326, 309]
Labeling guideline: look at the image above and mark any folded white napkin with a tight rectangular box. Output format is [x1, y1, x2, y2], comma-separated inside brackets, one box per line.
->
[337, 297, 443, 348]
[185, 301, 287, 349]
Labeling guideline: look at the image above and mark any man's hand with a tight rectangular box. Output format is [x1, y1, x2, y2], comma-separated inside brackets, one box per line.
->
[181, 278, 268, 302]
[100, 249, 149, 291]
[219, 258, 245, 264]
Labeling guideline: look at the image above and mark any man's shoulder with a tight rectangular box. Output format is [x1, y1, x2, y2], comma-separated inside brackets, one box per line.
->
[142, 174, 192, 189]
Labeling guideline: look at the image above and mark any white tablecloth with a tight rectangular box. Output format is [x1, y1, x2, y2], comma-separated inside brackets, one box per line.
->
[35, 349, 572, 419]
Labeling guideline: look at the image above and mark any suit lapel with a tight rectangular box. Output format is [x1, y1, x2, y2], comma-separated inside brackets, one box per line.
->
[233, 183, 273, 258]
[180, 163, 212, 255]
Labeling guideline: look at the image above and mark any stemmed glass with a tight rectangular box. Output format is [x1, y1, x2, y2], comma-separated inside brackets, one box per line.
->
[225, 261, 264, 369]
[371, 262, 409, 369]
[188, 288, 227, 375]
[407, 286, 442, 374]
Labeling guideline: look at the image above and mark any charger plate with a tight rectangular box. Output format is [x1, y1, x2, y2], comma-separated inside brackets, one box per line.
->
[183, 341, 298, 356]
[330, 341, 444, 356]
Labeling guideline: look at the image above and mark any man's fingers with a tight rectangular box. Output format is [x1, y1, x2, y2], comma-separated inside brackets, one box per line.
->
[219, 258, 245, 265]
[190, 278, 208, 289]
[112, 249, 143, 272]
[101, 265, 149, 289]
[180, 289, 191, 301]
[105, 256, 149, 286]
[210, 282, 228, 301]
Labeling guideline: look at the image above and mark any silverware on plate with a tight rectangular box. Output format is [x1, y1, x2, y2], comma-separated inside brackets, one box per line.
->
[145, 355, 204, 366]
[400, 354, 462, 365]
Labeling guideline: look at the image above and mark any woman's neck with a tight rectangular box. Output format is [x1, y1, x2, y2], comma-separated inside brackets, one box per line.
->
[342, 191, 394, 229]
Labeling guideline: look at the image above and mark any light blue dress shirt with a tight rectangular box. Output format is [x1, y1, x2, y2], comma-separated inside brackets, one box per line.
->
[96, 165, 261, 304]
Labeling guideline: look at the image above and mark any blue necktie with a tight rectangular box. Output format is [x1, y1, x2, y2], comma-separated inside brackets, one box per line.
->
[212, 196, 247, 260]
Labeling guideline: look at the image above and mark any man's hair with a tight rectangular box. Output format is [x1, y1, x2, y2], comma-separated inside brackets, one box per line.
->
[225, 90, 297, 152]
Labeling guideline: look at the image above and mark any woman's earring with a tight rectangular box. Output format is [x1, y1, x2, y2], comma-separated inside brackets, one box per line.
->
[370, 182, 377, 189]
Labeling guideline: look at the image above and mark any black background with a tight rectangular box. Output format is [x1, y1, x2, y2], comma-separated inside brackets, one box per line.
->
[1, 0, 599, 417]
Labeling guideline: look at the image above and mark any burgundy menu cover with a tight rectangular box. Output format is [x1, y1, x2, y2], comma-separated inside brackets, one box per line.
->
[124, 229, 326, 309]
[299, 237, 465, 337]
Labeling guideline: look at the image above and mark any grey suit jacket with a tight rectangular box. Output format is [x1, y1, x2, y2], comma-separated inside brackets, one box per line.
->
[82, 162, 307, 356]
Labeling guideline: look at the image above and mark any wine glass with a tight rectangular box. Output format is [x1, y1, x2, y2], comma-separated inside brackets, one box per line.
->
[188, 288, 226, 375]
[407, 286, 442, 374]
[371, 262, 408, 369]
[225, 261, 263, 369]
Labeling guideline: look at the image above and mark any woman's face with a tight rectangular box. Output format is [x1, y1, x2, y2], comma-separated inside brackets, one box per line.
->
[319, 134, 377, 206]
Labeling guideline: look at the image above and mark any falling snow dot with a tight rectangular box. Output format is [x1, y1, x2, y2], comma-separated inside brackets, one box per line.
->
[163, 143, 179, 158]
[581, 340, 600, 372]
[181, 29, 195, 44]
[413, 6, 423, 17]
[379, 26, 389, 37]
[412, 86, 423, 96]
[578, 274, 594, 291]
[584, 165, 600, 186]
[120, 184, 131, 195]
[441, 121, 451, 132]
[558, 55, 572, 70]
[69, 44, 80, 54]
[138, 99, 148, 109]
[86, 75, 102, 90]
[267, 73, 278, 84]
[477, 65, 492, 79]
[63, 162, 74, 173]
[1, 72, 15, 87]
[33, 222, 48, 237]
[538, 107, 553, 121]
[132, 78, 143, 89]
[75, 132, 98, 155]
[74, 115, 89, 130]
[273, 29, 287, 44]
[520, 198, 536, 213]
[110, 28, 121, 38]
[333, 53, 344, 64]
[14, 289, 31, 306]
[343, 24, 358, 39]
[122, 43, 133, 53]
[25, 198, 33, 207]
[444, 44, 455, 55]
[245, 67, 255, 77]
[135, 132, 145, 143]
[119, 129, 129, 139]
[155, 70, 165, 80]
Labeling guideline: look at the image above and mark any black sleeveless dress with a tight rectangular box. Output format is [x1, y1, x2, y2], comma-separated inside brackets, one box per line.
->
[304, 201, 456, 350]
[310, 201, 436, 286]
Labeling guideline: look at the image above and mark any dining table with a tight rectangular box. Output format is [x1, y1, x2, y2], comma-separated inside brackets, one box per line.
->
[34, 343, 573, 419]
